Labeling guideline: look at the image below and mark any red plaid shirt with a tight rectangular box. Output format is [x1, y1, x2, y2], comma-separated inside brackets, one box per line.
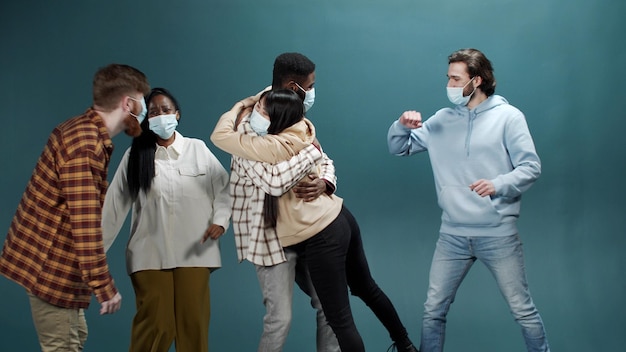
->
[0, 108, 118, 309]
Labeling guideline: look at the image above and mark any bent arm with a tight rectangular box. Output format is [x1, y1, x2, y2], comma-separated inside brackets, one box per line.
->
[317, 151, 337, 193]
[60, 151, 118, 304]
[211, 103, 300, 163]
[206, 150, 232, 230]
[101, 149, 133, 252]
[232, 144, 323, 196]
[387, 119, 428, 156]
[491, 114, 541, 197]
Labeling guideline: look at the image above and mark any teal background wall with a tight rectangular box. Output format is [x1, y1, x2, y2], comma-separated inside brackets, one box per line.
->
[1, 0, 625, 351]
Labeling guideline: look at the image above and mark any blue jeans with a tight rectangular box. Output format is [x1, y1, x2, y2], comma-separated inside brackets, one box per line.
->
[255, 248, 340, 352]
[289, 207, 412, 352]
[420, 233, 550, 352]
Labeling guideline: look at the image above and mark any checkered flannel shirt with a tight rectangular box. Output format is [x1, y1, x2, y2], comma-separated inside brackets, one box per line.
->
[230, 115, 336, 266]
[0, 109, 118, 309]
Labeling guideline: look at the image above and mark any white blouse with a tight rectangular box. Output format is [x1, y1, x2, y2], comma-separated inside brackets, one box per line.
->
[102, 131, 231, 274]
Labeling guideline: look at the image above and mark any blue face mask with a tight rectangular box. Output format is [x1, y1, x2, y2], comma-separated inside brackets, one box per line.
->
[149, 113, 178, 139]
[249, 107, 270, 136]
[295, 83, 315, 112]
[128, 96, 147, 124]
[446, 77, 475, 106]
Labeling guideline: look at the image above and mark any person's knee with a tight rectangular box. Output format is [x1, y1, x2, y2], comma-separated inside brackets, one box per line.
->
[264, 301, 292, 330]
[349, 280, 381, 301]
[423, 294, 452, 319]
[509, 302, 539, 321]
[274, 308, 292, 325]
[323, 305, 353, 330]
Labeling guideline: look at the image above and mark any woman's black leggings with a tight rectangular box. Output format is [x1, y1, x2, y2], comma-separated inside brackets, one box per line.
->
[287, 206, 409, 352]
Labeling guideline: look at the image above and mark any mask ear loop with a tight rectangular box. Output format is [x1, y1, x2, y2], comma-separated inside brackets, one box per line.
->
[291, 81, 307, 100]
[465, 77, 477, 97]
[293, 82, 306, 92]
[127, 96, 144, 120]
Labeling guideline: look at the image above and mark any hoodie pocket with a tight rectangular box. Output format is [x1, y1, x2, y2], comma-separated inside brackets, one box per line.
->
[439, 186, 501, 226]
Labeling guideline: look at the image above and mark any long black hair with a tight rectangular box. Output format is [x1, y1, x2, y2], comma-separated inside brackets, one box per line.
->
[261, 89, 305, 228]
[127, 87, 181, 200]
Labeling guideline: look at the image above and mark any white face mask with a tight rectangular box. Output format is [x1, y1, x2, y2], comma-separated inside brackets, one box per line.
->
[249, 107, 270, 136]
[295, 83, 315, 112]
[446, 77, 476, 106]
[149, 113, 178, 139]
[128, 96, 147, 124]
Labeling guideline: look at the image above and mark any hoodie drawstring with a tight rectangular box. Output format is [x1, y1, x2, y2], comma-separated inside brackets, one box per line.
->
[465, 110, 475, 156]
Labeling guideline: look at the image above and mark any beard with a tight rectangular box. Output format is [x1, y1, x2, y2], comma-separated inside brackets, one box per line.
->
[463, 79, 476, 98]
[123, 115, 143, 137]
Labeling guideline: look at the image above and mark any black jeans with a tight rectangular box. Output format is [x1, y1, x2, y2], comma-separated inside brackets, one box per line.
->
[288, 206, 409, 352]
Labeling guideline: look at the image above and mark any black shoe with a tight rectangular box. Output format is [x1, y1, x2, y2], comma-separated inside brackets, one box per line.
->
[386, 342, 419, 352]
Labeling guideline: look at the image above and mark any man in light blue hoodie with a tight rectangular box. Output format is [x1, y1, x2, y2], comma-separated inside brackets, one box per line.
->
[387, 48, 550, 352]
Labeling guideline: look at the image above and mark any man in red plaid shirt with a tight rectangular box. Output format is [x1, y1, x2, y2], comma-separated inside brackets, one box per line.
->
[0, 63, 150, 351]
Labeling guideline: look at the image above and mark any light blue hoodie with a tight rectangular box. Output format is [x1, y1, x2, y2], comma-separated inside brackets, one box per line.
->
[387, 95, 541, 237]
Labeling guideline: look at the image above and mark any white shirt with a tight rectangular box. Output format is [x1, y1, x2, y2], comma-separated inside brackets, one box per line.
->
[102, 131, 231, 274]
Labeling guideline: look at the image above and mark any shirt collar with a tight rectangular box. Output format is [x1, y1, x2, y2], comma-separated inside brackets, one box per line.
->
[87, 108, 113, 151]
[155, 130, 184, 159]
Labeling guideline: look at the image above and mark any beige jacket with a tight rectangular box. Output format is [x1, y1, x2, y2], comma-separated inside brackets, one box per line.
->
[211, 107, 343, 246]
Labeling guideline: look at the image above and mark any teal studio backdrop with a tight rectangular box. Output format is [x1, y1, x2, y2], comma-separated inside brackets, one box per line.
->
[1, 0, 625, 351]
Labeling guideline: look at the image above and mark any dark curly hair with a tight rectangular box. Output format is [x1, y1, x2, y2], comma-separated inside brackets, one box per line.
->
[271, 52, 315, 97]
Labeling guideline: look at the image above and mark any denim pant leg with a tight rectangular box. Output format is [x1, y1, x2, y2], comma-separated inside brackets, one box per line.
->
[421, 234, 475, 352]
[341, 207, 411, 346]
[476, 234, 551, 352]
[255, 249, 298, 352]
[294, 257, 341, 352]
[302, 211, 366, 352]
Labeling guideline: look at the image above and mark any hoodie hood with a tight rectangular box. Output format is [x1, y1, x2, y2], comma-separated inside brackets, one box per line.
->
[453, 94, 509, 116]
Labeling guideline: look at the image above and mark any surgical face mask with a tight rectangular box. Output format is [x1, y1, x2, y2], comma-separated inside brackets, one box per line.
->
[249, 107, 270, 136]
[295, 83, 315, 112]
[446, 77, 476, 106]
[149, 113, 178, 139]
[128, 96, 147, 124]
